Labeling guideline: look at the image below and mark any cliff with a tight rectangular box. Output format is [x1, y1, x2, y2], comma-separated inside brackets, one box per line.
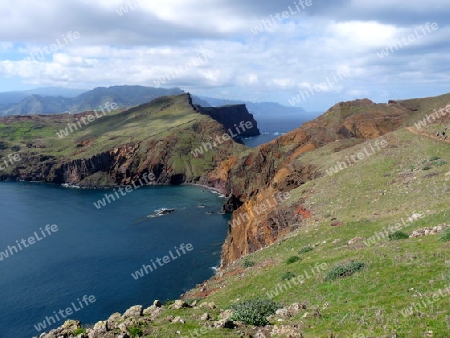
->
[215, 96, 450, 266]
[195, 104, 260, 138]
[0, 94, 255, 188]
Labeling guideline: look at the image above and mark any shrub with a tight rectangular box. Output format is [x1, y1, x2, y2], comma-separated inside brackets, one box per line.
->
[388, 231, 409, 240]
[440, 228, 450, 242]
[423, 166, 432, 170]
[72, 328, 86, 335]
[286, 255, 301, 264]
[429, 156, 440, 161]
[324, 262, 365, 281]
[230, 298, 279, 326]
[280, 271, 296, 281]
[129, 327, 143, 337]
[299, 245, 313, 254]
[243, 258, 256, 268]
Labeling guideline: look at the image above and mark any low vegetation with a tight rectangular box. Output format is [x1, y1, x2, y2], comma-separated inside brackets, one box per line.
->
[324, 261, 366, 281]
[230, 299, 279, 326]
[388, 230, 409, 240]
[286, 256, 301, 264]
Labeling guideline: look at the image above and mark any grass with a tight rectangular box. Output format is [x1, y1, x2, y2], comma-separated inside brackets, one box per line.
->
[299, 245, 314, 254]
[72, 328, 85, 335]
[6, 96, 449, 337]
[440, 228, 450, 242]
[128, 326, 143, 337]
[183, 127, 450, 337]
[0, 94, 247, 181]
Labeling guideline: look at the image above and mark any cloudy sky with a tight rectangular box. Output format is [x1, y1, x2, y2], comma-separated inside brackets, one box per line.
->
[0, 0, 449, 111]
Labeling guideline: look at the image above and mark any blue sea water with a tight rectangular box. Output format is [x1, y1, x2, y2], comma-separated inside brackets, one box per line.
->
[0, 182, 229, 338]
[243, 116, 318, 147]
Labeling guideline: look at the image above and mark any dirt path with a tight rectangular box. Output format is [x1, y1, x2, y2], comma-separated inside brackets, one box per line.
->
[406, 127, 450, 144]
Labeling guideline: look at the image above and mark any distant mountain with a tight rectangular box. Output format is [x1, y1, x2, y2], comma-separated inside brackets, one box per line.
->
[0, 86, 184, 116]
[0, 87, 86, 109]
[0, 85, 309, 118]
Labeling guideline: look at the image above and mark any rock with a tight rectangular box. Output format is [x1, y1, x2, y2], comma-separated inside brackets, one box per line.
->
[275, 308, 291, 318]
[213, 319, 235, 329]
[348, 237, 362, 244]
[118, 323, 128, 333]
[200, 313, 210, 321]
[172, 316, 186, 324]
[107, 312, 121, 330]
[62, 319, 81, 331]
[93, 320, 108, 332]
[143, 305, 164, 319]
[219, 309, 233, 321]
[153, 299, 162, 307]
[410, 224, 449, 238]
[199, 301, 216, 309]
[271, 325, 304, 337]
[171, 300, 190, 309]
[88, 320, 108, 337]
[123, 305, 143, 317]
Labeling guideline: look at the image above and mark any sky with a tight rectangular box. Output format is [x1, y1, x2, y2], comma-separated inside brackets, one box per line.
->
[0, 0, 449, 111]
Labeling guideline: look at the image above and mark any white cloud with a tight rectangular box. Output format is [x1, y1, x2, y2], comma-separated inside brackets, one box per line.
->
[0, 0, 448, 110]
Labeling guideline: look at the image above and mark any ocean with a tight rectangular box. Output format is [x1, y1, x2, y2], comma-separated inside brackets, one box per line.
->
[242, 116, 316, 147]
[0, 182, 229, 338]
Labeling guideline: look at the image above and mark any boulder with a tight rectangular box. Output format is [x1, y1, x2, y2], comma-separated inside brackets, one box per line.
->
[123, 305, 143, 317]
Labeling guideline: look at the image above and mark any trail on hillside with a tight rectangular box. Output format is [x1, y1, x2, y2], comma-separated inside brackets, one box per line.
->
[406, 127, 450, 144]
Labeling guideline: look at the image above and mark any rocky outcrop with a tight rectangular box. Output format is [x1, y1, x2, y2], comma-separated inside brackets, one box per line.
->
[0, 94, 248, 189]
[195, 103, 260, 138]
[217, 98, 423, 267]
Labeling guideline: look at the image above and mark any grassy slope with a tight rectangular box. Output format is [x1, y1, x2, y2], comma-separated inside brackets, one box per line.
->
[148, 127, 449, 337]
[0, 95, 247, 179]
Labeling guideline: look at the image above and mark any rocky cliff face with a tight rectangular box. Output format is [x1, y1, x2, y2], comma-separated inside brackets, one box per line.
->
[1, 94, 444, 269]
[217, 98, 421, 267]
[196, 104, 260, 138]
[0, 94, 250, 188]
